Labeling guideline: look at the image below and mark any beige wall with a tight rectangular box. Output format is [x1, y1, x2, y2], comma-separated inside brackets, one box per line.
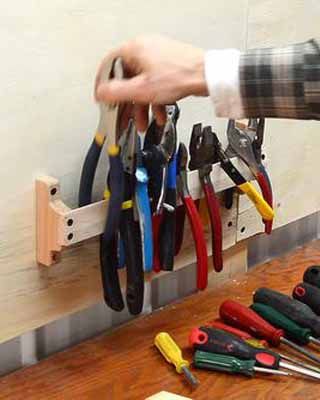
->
[0, 0, 319, 342]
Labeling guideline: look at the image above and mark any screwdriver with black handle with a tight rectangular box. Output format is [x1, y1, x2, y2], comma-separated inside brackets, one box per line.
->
[219, 300, 320, 365]
[154, 332, 199, 388]
[209, 318, 320, 374]
[251, 302, 320, 349]
[189, 327, 320, 380]
[303, 265, 320, 288]
[194, 351, 290, 377]
[254, 287, 320, 337]
[293, 282, 320, 316]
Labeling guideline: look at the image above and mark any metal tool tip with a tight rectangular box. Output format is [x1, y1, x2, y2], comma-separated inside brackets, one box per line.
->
[182, 366, 199, 388]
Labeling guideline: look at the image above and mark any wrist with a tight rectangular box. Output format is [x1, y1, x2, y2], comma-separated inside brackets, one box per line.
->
[182, 52, 208, 97]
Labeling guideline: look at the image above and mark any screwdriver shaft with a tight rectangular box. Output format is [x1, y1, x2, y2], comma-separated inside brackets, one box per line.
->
[254, 367, 289, 376]
[182, 366, 199, 387]
[279, 353, 320, 374]
[281, 337, 320, 365]
[280, 360, 320, 380]
[309, 336, 320, 347]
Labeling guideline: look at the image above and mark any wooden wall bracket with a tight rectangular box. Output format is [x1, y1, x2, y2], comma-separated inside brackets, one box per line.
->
[36, 157, 253, 266]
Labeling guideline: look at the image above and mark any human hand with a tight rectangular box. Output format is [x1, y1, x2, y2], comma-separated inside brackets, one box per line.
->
[95, 35, 207, 130]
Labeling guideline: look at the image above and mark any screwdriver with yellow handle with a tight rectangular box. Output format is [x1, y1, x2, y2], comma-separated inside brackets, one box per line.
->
[154, 332, 199, 388]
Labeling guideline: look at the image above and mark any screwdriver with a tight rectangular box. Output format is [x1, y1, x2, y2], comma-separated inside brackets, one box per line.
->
[189, 326, 320, 380]
[303, 265, 320, 288]
[154, 332, 199, 387]
[251, 302, 320, 347]
[208, 319, 268, 348]
[220, 300, 320, 365]
[209, 317, 320, 373]
[254, 287, 320, 337]
[293, 282, 320, 316]
[193, 351, 290, 377]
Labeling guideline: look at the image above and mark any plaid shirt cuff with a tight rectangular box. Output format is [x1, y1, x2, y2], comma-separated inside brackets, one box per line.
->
[240, 39, 320, 119]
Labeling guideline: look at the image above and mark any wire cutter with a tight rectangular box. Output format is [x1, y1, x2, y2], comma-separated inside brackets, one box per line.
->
[177, 142, 208, 290]
[226, 118, 273, 233]
[189, 124, 223, 273]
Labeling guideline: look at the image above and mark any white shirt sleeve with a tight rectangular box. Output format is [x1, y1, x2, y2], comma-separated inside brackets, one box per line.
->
[204, 49, 244, 118]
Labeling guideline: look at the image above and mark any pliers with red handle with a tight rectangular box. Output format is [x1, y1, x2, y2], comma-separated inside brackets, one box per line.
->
[226, 118, 273, 234]
[188, 124, 223, 273]
[177, 142, 208, 290]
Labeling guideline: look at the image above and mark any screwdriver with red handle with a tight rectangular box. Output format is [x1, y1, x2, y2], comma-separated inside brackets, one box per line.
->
[219, 300, 320, 365]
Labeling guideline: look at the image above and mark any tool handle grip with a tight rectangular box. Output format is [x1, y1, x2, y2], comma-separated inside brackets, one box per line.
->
[202, 181, 223, 272]
[251, 303, 311, 345]
[79, 136, 104, 206]
[237, 182, 274, 221]
[103, 151, 124, 242]
[256, 169, 273, 234]
[303, 265, 320, 288]
[194, 351, 255, 377]
[175, 205, 186, 256]
[154, 332, 189, 373]
[159, 188, 176, 271]
[135, 167, 153, 272]
[183, 196, 208, 290]
[293, 282, 320, 316]
[152, 214, 162, 273]
[219, 300, 283, 346]
[189, 327, 280, 369]
[208, 320, 253, 341]
[254, 287, 320, 337]
[99, 235, 124, 311]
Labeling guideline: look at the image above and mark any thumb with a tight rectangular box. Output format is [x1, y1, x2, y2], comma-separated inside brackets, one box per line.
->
[95, 75, 148, 104]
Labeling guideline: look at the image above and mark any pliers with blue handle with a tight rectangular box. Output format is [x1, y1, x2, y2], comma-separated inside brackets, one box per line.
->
[135, 135, 153, 272]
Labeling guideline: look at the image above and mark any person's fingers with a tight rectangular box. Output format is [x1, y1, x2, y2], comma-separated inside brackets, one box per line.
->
[152, 105, 167, 126]
[96, 75, 148, 104]
[134, 104, 149, 132]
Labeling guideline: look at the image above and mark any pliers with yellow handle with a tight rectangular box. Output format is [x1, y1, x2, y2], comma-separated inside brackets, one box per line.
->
[226, 119, 274, 233]
[213, 129, 274, 222]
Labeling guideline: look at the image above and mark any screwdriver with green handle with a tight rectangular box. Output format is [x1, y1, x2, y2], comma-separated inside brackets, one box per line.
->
[154, 332, 199, 388]
[193, 351, 290, 377]
[251, 302, 320, 348]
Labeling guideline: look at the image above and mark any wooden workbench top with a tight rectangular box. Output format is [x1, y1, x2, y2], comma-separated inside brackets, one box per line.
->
[1, 241, 320, 400]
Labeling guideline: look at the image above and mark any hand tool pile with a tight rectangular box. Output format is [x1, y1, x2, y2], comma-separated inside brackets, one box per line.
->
[78, 57, 275, 316]
[154, 264, 320, 388]
[188, 264, 320, 383]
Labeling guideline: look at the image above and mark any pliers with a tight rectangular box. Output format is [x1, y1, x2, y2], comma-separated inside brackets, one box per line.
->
[189, 124, 223, 273]
[143, 105, 179, 272]
[213, 127, 274, 222]
[226, 119, 273, 233]
[177, 142, 208, 290]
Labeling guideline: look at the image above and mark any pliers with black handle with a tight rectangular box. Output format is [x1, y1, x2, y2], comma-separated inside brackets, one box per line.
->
[177, 142, 208, 290]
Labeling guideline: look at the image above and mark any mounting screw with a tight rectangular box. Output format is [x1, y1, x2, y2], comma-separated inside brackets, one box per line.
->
[50, 187, 57, 196]
[228, 221, 233, 227]
[240, 226, 246, 233]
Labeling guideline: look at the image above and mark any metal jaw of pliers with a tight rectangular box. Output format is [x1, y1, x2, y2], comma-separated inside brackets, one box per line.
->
[226, 119, 273, 234]
[177, 142, 208, 290]
[189, 124, 223, 273]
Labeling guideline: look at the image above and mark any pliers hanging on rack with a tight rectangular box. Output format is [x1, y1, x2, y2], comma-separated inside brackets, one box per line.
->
[226, 118, 273, 234]
[177, 142, 208, 290]
[189, 124, 223, 273]
[143, 105, 179, 272]
[212, 128, 274, 222]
